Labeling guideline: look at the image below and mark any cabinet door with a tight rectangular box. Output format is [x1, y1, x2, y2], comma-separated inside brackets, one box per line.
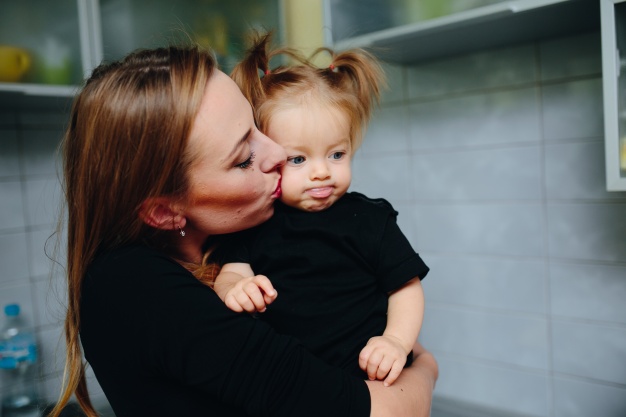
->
[601, 0, 626, 191]
[0, 0, 90, 95]
[99, 0, 283, 74]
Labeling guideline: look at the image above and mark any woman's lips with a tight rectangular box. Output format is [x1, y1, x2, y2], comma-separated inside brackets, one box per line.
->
[307, 186, 333, 199]
[272, 178, 282, 199]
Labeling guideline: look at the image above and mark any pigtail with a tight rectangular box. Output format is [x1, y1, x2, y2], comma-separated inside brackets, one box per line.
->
[231, 32, 272, 106]
[324, 47, 386, 126]
[310, 47, 387, 150]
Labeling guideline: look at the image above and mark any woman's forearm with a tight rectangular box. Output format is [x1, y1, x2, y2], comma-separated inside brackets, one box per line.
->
[366, 344, 438, 417]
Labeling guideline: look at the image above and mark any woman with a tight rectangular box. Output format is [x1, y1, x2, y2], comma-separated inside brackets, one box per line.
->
[50, 45, 437, 417]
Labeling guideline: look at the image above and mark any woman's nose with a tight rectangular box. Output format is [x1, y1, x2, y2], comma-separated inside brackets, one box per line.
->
[259, 133, 287, 173]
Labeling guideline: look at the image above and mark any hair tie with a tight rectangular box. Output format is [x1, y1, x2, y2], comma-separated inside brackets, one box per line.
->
[264, 69, 271, 75]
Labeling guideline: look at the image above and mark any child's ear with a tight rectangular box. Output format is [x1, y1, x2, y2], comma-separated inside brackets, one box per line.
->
[139, 197, 185, 231]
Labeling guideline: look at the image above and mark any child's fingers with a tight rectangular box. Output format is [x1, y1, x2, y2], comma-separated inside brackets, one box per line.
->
[365, 351, 384, 381]
[263, 292, 277, 306]
[252, 275, 277, 298]
[374, 356, 393, 381]
[242, 282, 268, 312]
[224, 295, 244, 312]
[358, 345, 373, 372]
[383, 360, 404, 386]
[233, 290, 259, 313]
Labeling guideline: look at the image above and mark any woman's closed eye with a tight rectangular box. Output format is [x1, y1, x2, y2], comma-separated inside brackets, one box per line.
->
[287, 155, 306, 165]
[235, 151, 256, 169]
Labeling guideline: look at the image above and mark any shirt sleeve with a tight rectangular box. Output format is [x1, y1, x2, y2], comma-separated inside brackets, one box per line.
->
[148, 259, 371, 417]
[375, 207, 430, 293]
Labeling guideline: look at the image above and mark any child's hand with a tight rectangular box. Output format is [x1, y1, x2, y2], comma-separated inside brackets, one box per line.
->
[223, 275, 277, 313]
[358, 335, 408, 386]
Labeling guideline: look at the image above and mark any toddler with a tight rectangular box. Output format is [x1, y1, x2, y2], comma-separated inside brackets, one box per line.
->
[213, 34, 429, 386]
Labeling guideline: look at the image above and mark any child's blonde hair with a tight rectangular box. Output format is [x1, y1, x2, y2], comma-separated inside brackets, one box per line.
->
[231, 32, 386, 152]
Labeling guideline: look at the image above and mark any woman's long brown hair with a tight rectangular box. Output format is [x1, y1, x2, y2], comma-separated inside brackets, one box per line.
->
[231, 32, 386, 151]
[50, 46, 216, 417]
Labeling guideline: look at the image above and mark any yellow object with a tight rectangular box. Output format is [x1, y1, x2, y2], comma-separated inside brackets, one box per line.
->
[0, 45, 31, 83]
[283, 0, 328, 66]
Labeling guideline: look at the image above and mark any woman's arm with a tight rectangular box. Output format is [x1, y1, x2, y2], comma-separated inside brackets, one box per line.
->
[366, 342, 438, 417]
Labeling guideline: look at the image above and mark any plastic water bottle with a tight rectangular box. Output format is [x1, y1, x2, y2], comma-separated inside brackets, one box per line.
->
[0, 304, 39, 417]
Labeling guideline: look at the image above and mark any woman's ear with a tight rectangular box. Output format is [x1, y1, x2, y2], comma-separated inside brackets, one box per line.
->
[139, 197, 185, 231]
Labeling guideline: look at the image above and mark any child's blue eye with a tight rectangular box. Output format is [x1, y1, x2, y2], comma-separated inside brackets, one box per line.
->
[288, 156, 306, 165]
[331, 152, 345, 160]
[235, 152, 255, 169]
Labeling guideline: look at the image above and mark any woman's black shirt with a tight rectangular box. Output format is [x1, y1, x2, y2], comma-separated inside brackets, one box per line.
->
[80, 244, 370, 417]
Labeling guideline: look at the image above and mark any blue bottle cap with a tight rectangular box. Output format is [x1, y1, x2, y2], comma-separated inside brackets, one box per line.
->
[4, 304, 20, 317]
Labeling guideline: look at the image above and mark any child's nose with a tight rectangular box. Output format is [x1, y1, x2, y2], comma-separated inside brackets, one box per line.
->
[310, 160, 330, 180]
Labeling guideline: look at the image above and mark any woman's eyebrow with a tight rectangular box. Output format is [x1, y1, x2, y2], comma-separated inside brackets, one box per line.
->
[227, 127, 252, 159]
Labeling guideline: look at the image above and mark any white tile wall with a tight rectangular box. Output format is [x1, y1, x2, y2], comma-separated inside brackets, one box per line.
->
[552, 320, 626, 385]
[434, 354, 550, 417]
[424, 255, 547, 314]
[406, 45, 537, 98]
[544, 140, 620, 200]
[414, 203, 546, 257]
[0, 231, 30, 284]
[539, 32, 602, 81]
[547, 203, 626, 262]
[408, 88, 542, 149]
[352, 31, 626, 416]
[0, 181, 26, 230]
[410, 146, 543, 201]
[553, 376, 626, 417]
[541, 79, 604, 140]
[0, 129, 21, 176]
[423, 305, 549, 370]
[550, 262, 626, 324]
[0, 97, 72, 409]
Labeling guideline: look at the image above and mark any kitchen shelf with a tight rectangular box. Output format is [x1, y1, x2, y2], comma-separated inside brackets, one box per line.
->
[0, 83, 79, 97]
[328, 0, 600, 64]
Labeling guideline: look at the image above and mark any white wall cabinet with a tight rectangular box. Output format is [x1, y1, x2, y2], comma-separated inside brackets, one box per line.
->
[0, 0, 94, 96]
[0, 0, 284, 98]
[601, 0, 626, 191]
[324, 0, 600, 64]
[325, 0, 626, 191]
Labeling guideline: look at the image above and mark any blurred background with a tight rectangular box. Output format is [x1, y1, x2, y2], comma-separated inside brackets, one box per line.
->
[0, 1, 625, 416]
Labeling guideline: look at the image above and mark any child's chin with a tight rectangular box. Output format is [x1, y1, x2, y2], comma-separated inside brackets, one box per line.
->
[301, 200, 334, 212]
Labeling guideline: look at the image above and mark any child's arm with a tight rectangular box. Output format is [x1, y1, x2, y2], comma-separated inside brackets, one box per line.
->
[213, 263, 277, 313]
[359, 277, 425, 386]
